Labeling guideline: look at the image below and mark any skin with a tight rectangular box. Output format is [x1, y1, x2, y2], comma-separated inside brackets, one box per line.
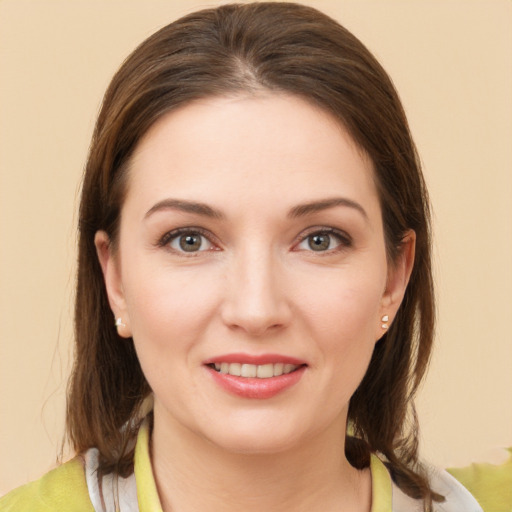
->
[96, 93, 415, 512]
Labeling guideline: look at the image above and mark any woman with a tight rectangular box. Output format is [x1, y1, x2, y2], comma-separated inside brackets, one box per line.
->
[0, 3, 490, 511]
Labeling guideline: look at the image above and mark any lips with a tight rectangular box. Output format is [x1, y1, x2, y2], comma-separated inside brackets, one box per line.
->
[204, 353, 307, 399]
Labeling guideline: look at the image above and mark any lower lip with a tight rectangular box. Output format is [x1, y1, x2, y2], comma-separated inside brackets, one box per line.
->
[207, 365, 306, 399]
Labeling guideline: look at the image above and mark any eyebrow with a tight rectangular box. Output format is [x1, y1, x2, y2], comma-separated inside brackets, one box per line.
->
[144, 196, 368, 221]
[288, 197, 369, 221]
[144, 199, 225, 220]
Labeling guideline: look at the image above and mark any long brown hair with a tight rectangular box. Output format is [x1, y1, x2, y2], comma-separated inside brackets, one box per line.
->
[68, 2, 437, 505]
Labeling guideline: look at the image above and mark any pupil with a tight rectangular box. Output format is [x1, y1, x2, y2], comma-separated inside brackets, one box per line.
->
[180, 234, 201, 252]
[309, 234, 329, 251]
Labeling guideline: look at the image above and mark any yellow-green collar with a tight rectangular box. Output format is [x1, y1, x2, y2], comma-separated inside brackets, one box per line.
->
[134, 421, 163, 512]
[370, 453, 393, 512]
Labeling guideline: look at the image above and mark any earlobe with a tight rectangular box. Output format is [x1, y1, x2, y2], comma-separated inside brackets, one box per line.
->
[94, 231, 132, 338]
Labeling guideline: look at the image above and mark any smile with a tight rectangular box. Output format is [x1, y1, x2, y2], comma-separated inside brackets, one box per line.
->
[204, 354, 307, 399]
[210, 362, 300, 379]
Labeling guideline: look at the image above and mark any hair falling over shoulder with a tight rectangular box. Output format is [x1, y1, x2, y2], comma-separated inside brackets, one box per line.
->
[66, 2, 438, 507]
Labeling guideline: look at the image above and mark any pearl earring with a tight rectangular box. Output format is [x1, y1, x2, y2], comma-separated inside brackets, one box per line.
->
[115, 317, 126, 329]
[381, 315, 389, 329]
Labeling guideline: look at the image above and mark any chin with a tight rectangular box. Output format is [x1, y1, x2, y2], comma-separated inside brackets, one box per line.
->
[210, 430, 305, 456]
[197, 413, 322, 456]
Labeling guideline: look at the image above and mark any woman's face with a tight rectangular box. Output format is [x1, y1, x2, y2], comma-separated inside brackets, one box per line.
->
[97, 93, 413, 454]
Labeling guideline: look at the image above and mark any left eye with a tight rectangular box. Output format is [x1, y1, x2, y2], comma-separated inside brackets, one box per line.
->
[168, 232, 214, 253]
[297, 231, 347, 252]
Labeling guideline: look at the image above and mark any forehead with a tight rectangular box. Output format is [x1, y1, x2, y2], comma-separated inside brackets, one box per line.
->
[125, 93, 379, 218]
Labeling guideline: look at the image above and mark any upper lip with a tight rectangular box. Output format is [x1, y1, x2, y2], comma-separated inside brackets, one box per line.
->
[203, 353, 307, 366]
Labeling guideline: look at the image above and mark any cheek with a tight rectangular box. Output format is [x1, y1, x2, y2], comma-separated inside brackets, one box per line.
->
[300, 266, 385, 337]
[296, 264, 386, 388]
[121, 255, 221, 355]
[121, 262, 224, 402]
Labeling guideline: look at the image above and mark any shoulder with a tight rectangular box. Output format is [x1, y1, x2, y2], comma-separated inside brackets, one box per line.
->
[447, 449, 512, 512]
[370, 454, 482, 511]
[0, 457, 94, 512]
[391, 467, 483, 512]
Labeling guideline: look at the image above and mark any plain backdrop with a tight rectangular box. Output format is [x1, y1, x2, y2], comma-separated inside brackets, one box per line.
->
[1, 0, 511, 495]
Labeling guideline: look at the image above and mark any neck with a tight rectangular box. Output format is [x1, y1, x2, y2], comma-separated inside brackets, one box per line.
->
[150, 408, 371, 512]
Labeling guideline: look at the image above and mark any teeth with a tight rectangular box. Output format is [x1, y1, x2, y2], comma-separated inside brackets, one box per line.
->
[229, 362, 241, 376]
[212, 362, 300, 378]
[273, 363, 284, 376]
[241, 364, 257, 378]
[256, 363, 273, 378]
[284, 363, 295, 374]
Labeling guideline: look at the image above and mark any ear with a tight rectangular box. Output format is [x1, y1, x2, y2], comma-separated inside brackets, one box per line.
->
[94, 231, 132, 338]
[378, 230, 416, 333]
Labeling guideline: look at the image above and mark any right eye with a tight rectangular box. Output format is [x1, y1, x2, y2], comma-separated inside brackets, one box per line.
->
[162, 229, 216, 253]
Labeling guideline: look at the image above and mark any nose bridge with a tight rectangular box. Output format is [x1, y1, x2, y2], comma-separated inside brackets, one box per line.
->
[222, 240, 290, 335]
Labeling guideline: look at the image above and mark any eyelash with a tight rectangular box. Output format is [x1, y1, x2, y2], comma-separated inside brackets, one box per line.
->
[157, 226, 352, 255]
[157, 227, 219, 255]
[294, 227, 353, 254]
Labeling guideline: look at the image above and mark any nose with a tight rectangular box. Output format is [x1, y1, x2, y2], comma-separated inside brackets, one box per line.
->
[220, 248, 292, 337]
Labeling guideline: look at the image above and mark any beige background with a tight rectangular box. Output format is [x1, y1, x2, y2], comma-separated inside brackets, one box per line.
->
[1, 0, 511, 495]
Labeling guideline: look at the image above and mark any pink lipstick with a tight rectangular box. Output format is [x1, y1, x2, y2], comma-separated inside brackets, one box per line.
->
[204, 353, 307, 399]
